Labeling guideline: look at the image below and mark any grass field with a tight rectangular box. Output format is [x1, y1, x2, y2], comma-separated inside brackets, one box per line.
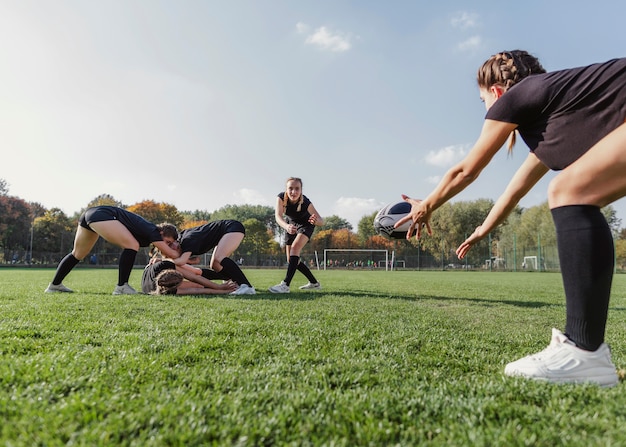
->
[1, 268, 626, 446]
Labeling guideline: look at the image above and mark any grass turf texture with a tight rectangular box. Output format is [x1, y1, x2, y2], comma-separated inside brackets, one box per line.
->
[1, 269, 626, 446]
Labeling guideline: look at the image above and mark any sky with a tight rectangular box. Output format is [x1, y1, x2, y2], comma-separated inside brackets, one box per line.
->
[2, 0, 626, 230]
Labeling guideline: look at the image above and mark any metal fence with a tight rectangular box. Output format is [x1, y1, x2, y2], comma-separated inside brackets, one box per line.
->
[3, 244, 616, 274]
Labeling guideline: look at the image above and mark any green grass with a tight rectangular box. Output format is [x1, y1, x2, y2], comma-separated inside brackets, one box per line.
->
[1, 268, 626, 446]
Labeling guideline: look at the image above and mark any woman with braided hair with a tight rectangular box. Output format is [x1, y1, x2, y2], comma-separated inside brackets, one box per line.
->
[269, 177, 324, 293]
[141, 256, 237, 295]
[398, 50, 626, 386]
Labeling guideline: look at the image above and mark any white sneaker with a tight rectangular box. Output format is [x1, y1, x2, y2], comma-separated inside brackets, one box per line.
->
[44, 282, 73, 293]
[504, 328, 618, 387]
[299, 282, 321, 290]
[112, 283, 138, 295]
[231, 284, 256, 295]
[268, 281, 290, 294]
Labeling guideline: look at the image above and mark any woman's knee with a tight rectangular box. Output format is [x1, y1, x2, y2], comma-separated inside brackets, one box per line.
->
[210, 258, 223, 271]
[548, 171, 583, 208]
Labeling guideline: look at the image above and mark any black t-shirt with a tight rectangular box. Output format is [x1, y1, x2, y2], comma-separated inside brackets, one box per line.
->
[141, 260, 176, 294]
[84, 206, 163, 247]
[178, 220, 237, 255]
[486, 57, 626, 170]
[277, 192, 312, 226]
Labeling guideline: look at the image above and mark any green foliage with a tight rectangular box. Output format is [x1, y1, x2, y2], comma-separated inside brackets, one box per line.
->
[210, 204, 276, 230]
[86, 194, 124, 210]
[0, 194, 32, 251]
[127, 200, 184, 228]
[1, 269, 626, 446]
[320, 215, 353, 231]
[0, 178, 8, 195]
[32, 208, 75, 253]
[420, 199, 494, 265]
[238, 218, 279, 258]
[357, 211, 378, 243]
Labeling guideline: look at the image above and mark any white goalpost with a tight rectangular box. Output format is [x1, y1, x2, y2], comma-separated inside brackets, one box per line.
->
[323, 249, 391, 271]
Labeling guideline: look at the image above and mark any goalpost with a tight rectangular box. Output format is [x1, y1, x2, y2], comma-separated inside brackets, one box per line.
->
[323, 249, 390, 271]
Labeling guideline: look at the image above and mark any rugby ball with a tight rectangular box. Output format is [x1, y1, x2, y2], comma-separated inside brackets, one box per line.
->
[373, 201, 412, 239]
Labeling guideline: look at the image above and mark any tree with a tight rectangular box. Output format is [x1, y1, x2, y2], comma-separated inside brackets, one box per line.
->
[87, 194, 123, 209]
[418, 199, 495, 266]
[180, 210, 212, 225]
[512, 201, 556, 253]
[126, 200, 184, 227]
[616, 239, 626, 271]
[0, 179, 8, 195]
[357, 211, 378, 243]
[0, 195, 32, 256]
[32, 208, 75, 259]
[601, 205, 622, 238]
[320, 215, 352, 231]
[210, 204, 276, 233]
[237, 218, 276, 265]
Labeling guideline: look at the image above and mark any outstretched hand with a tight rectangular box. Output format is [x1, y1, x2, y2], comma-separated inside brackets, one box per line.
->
[395, 194, 433, 240]
[455, 225, 485, 260]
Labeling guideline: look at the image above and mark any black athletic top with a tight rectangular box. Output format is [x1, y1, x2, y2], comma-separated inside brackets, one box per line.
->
[178, 220, 244, 255]
[278, 192, 312, 226]
[81, 206, 163, 246]
[486, 57, 626, 170]
[141, 260, 176, 294]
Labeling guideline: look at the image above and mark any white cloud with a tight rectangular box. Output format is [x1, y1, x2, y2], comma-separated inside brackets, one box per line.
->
[425, 144, 468, 167]
[426, 175, 441, 185]
[296, 22, 309, 34]
[457, 35, 482, 52]
[232, 188, 271, 206]
[332, 197, 385, 229]
[298, 24, 353, 52]
[451, 12, 479, 29]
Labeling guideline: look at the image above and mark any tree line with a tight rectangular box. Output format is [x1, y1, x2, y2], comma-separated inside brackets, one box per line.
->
[1, 178, 625, 270]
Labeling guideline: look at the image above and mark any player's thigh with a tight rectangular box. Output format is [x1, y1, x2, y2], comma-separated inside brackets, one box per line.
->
[289, 234, 310, 256]
[211, 233, 244, 262]
[549, 122, 626, 209]
[88, 220, 140, 250]
[71, 225, 100, 260]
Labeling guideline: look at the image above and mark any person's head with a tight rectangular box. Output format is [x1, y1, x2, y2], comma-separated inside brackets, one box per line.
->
[477, 50, 546, 110]
[157, 223, 179, 247]
[284, 177, 304, 212]
[477, 50, 546, 150]
[154, 269, 183, 295]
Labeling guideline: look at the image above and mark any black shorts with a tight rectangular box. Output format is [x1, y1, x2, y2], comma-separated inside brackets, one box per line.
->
[79, 207, 118, 232]
[282, 223, 315, 246]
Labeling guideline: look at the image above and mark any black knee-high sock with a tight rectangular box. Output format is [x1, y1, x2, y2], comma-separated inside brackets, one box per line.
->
[118, 249, 138, 286]
[297, 261, 318, 283]
[52, 253, 80, 285]
[201, 268, 230, 281]
[219, 257, 251, 286]
[284, 255, 300, 286]
[552, 205, 614, 351]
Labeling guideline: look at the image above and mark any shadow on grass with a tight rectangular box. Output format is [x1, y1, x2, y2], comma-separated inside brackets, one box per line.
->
[216, 289, 557, 309]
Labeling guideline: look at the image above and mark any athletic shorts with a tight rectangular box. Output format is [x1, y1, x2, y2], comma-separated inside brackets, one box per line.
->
[79, 207, 118, 232]
[282, 223, 315, 246]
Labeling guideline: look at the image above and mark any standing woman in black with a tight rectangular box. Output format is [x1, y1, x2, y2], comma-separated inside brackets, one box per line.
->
[398, 51, 626, 386]
[268, 177, 324, 293]
[45, 206, 181, 295]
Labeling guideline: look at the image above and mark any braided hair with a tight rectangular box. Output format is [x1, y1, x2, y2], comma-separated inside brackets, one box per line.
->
[283, 177, 304, 212]
[477, 50, 546, 151]
[154, 269, 183, 295]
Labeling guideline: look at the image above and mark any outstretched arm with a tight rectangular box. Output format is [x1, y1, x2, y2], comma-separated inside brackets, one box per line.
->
[177, 264, 238, 291]
[307, 203, 324, 226]
[397, 119, 517, 239]
[456, 152, 548, 259]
